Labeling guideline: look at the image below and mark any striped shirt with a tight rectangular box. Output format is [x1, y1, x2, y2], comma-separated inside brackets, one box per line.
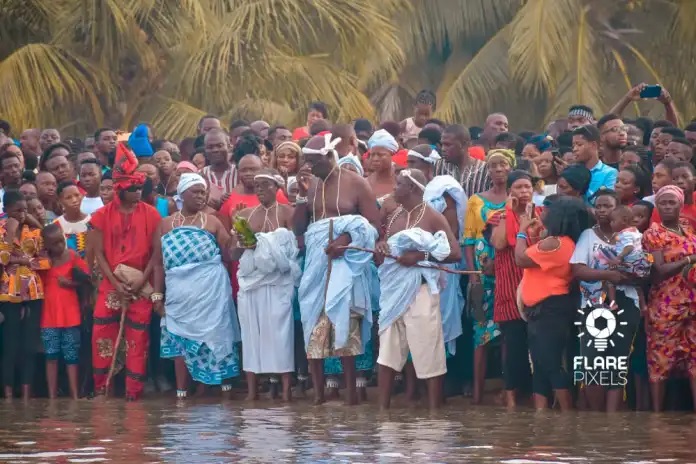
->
[492, 246, 523, 322]
[434, 158, 491, 197]
[201, 164, 237, 195]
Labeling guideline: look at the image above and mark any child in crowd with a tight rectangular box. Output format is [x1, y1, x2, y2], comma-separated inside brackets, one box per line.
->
[27, 197, 47, 225]
[631, 200, 654, 233]
[40, 224, 90, 399]
[100, 171, 114, 205]
[599, 206, 651, 311]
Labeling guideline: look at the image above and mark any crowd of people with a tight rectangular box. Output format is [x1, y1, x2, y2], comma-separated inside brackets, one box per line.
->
[1, 82, 696, 413]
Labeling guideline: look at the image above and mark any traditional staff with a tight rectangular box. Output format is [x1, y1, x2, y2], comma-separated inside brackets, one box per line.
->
[105, 296, 129, 394]
[337, 245, 481, 275]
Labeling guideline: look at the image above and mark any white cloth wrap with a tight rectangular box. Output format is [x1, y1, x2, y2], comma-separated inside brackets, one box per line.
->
[378, 228, 450, 334]
[298, 215, 378, 351]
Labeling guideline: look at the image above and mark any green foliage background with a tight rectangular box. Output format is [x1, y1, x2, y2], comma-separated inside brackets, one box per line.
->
[0, 0, 692, 138]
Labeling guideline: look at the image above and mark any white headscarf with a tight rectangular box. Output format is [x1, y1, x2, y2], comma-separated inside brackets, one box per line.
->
[367, 129, 398, 153]
[177, 173, 207, 197]
[337, 155, 364, 176]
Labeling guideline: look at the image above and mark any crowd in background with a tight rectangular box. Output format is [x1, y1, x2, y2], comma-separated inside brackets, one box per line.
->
[0, 81, 695, 413]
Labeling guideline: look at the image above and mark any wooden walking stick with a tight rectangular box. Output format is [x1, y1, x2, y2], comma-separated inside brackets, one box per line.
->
[105, 295, 129, 395]
[337, 245, 482, 275]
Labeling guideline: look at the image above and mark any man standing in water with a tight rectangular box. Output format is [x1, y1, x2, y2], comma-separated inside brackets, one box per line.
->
[294, 134, 380, 405]
[90, 143, 161, 401]
[375, 169, 461, 410]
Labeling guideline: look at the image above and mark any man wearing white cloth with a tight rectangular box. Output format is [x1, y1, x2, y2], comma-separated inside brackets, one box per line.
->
[152, 173, 241, 399]
[294, 134, 380, 405]
[375, 169, 461, 410]
[234, 168, 300, 402]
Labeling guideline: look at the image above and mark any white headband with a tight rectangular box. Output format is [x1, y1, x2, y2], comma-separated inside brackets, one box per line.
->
[301, 133, 341, 162]
[254, 173, 285, 186]
[400, 169, 426, 191]
[407, 149, 441, 165]
[177, 173, 207, 197]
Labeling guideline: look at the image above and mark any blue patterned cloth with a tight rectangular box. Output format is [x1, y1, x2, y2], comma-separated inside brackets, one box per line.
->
[160, 226, 241, 385]
[41, 327, 81, 364]
[161, 327, 240, 384]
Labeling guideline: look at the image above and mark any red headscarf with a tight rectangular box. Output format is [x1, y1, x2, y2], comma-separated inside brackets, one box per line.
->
[112, 142, 145, 192]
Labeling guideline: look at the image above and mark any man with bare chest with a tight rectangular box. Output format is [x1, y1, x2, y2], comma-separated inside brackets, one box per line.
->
[233, 168, 300, 402]
[294, 134, 380, 405]
[375, 168, 461, 410]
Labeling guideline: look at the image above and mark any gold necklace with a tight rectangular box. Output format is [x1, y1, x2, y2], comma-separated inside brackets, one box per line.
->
[662, 223, 682, 235]
[593, 224, 613, 242]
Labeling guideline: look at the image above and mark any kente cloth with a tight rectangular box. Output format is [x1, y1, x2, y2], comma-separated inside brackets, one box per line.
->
[160, 226, 240, 379]
[377, 228, 450, 334]
[423, 175, 466, 354]
[237, 228, 301, 374]
[298, 215, 378, 352]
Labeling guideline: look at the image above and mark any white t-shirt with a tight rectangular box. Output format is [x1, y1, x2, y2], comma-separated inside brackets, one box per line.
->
[55, 214, 91, 234]
[569, 228, 639, 307]
[81, 196, 104, 215]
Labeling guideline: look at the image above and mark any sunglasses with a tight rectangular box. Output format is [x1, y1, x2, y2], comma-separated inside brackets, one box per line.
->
[125, 184, 144, 192]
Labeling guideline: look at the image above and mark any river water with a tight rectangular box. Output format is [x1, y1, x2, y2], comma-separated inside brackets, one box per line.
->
[0, 398, 695, 463]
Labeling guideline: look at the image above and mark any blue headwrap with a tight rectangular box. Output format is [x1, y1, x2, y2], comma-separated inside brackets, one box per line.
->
[337, 155, 364, 176]
[367, 129, 398, 153]
[128, 124, 153, 157]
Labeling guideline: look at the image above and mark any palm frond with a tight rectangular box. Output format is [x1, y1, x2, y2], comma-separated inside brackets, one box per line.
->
[0, 43, 113, 129]
[435, 26, 511, 125]
[543, 10, 604, 123]
[400, 0, 520, 57]
[508, 0, 584, 93]
[147, 97, 208, 140]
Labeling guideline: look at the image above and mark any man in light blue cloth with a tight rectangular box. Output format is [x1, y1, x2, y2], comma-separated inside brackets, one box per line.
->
[572, 124, 617, 204]
[294, 134, 380, 406]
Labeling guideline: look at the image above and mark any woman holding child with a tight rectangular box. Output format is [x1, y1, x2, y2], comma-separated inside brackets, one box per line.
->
[570, 189, 644, 412]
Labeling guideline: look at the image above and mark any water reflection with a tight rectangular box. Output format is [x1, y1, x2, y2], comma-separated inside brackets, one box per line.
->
[0, 399, 695, 462]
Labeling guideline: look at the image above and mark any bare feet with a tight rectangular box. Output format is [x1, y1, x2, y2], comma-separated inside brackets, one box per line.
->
[326, 387, 340, 400]
[313, 394, 325, 405]
[245, 393, 259, 401]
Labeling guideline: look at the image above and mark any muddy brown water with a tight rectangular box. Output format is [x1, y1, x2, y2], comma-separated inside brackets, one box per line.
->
[0, 397, 695, 463]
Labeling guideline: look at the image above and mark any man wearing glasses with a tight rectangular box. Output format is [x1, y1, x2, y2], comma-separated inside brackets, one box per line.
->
[89, 143, 162, 401]
[597, 114, 629, 169]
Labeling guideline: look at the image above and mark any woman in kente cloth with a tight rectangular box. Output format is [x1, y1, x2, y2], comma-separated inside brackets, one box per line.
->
[90, 143, 162, 401]
[322, 155, 380, 401]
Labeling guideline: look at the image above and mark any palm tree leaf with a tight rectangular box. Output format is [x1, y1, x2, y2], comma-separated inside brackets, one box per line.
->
[435, 26, 511, 125]
[0, 43, 113, 129]
[147, 97, 208, 140]
[400, 0, 520, 57]
[508, 0, 584, 93]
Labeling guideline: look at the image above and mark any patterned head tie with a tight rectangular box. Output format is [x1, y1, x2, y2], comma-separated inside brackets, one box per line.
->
[407, 149, 441, 165]
[254, 174, 285, 186]
[301, 133, 341, 163]
[400, 169, 426, 191]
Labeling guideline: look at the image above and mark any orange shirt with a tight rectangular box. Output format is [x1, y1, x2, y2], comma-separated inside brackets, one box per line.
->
[292, 127, 309, 141]
[520, 236, 576, 307]
[41, 250, 89, 328]
[469, 146, 485, 161]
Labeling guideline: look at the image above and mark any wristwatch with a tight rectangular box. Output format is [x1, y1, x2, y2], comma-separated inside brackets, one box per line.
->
[150, 292, 164, 302]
